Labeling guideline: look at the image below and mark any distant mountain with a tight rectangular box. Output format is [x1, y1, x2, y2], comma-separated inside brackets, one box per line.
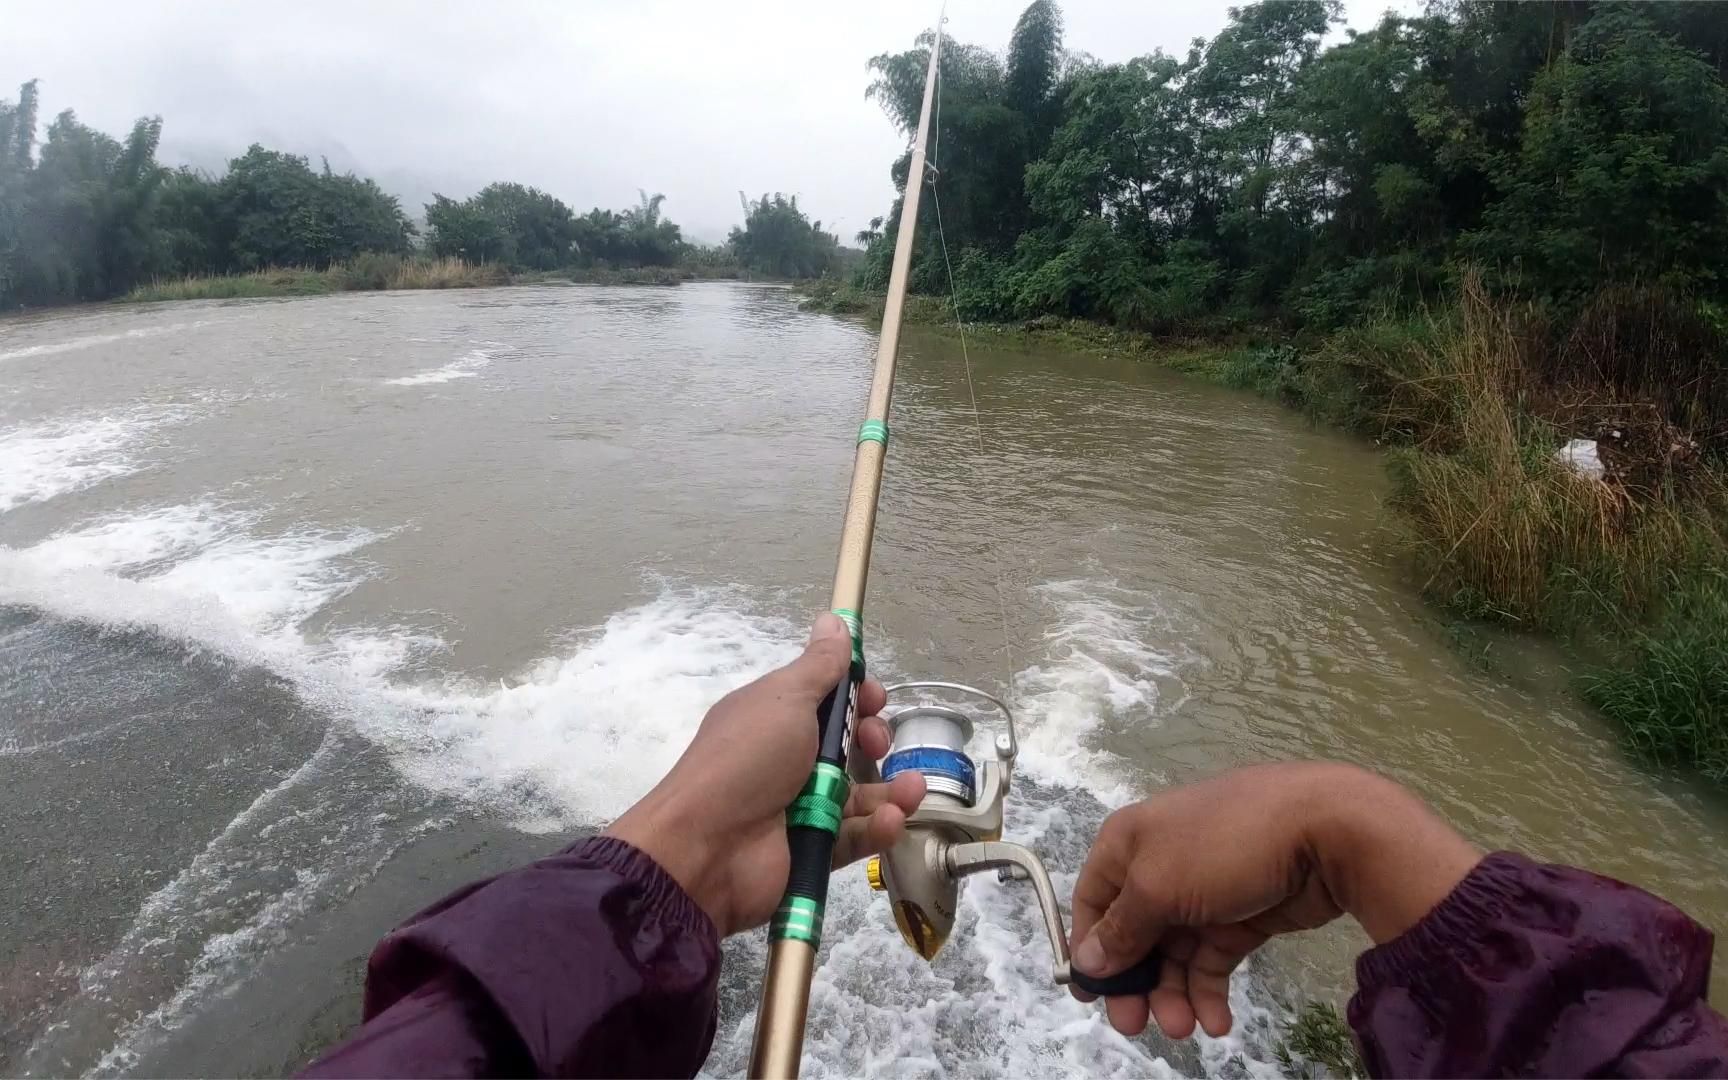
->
[681, 226, 733, 249]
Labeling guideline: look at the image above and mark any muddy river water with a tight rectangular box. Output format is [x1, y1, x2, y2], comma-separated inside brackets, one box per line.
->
[2, 282, 1723, 1076]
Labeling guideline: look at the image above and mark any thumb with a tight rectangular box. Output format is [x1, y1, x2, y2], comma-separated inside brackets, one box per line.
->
[1074, 886, 1166, 980]
[782, 613, 852, 698]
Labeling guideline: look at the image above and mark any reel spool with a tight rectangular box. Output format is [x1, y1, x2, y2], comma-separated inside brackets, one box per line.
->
[861, 682, 1161, 996]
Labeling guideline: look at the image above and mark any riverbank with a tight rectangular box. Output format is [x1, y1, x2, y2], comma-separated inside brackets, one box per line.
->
[119, 258, 754, 304]
[802, 280, 1728, 786]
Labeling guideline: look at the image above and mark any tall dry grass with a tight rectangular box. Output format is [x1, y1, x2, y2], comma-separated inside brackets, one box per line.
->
[1339, 275, 1728, 778]
[1383, 280, 1625, 620]
[379, 255, 509, 290]
[124, 255, 510, 302]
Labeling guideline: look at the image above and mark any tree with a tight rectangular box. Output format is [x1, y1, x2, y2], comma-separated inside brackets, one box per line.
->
[426, 192, 514, 264]
[1006, 0, 1067, 155]
[618, 190, 683, 265]
[13, 110, 104, 301]
[857, 0, 1728, 330]
[0, 80, 42, 304]
[154, 167, 223, 277]
[216, 146, 411, 270]
[729, 193, 841, 278]
[1466, 8, 1728, 300]
[426, 182, 576, 270]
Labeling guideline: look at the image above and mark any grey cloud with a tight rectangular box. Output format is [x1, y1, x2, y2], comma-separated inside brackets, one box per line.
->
[0, 0, 1410, 242]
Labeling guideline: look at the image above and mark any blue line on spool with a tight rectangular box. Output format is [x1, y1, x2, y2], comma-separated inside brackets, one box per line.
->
[881, 746, 976, 804]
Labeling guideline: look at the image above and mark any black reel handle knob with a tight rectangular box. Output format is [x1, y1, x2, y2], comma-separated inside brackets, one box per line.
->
[1069, 951, 1163, 998]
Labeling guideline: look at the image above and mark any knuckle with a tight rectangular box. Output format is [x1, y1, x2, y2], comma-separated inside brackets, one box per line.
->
[1094, 909, 1150, 962]
[1124, 861, 1164, 902]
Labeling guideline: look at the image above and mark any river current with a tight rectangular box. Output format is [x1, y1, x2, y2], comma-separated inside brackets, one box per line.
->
[2, 283, 1723, 1077]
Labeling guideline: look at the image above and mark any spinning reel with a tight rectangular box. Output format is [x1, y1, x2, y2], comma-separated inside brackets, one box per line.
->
[860, 682, 1159, 997]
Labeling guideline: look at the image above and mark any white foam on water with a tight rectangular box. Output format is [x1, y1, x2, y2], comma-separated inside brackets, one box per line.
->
[1, 498, 417, 1076]
[0, 320, 209, 364]
[4, 501, 1276, 1077]
[364, 588, 804, 831]
[149, 525, 379, 635]
[0, 405, 190, 513]
[0, 504, 377, 643]
[6, 502, 237, 575]
[1012, 578, 1185, 802]
[85, 810, 455, 1079]
[384, 346, 495, 386]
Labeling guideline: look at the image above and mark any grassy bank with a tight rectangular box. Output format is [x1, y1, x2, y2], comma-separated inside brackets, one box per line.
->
[802, 279, 1728, 784]
[124, 255, 512, 302]
[1256, 282, 1728, 781]
[121, 257, 752, 303]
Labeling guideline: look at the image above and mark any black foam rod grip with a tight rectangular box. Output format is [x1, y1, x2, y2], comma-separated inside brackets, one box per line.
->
[1070, 951, 1163, 998]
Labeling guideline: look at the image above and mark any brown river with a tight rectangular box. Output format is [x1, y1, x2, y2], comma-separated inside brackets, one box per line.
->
[2, 282, 1723, 1077]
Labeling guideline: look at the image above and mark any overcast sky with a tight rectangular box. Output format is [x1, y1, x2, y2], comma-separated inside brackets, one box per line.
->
[1, 1, 1414, 245]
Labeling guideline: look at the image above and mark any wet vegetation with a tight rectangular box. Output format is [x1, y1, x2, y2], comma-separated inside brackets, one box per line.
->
[123, 255, 511, 302]
[830, 0, 1728, 782]
[1276, 1002, 1365, 1079]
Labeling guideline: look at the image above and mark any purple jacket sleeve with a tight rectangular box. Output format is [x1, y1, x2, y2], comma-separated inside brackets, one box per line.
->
[303, 835, 720, 1079]
[1349, 851, 1728, 1078]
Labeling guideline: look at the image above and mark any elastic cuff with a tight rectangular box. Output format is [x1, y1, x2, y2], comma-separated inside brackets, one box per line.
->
[569, 835, 719, 945]
[1354, 850, 1528, 992]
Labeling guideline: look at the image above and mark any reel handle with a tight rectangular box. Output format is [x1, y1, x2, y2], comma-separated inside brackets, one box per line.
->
[945, 841, 1164, 999]
[1068, 952, 1164, 998]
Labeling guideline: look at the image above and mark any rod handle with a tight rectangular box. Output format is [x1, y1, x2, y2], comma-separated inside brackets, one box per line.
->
[1069, 951, 1164, 998]
[770, 673, 859, 944]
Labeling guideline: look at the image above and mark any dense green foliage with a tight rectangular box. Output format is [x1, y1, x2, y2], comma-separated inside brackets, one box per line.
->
[0, 84, 418, 307]
[841, 0, 1728, 784]
[729, 193, 843, 278]
[859, 1, 1728, 329]
[426, 183, 575, 270]
[0, 83, 854, 308]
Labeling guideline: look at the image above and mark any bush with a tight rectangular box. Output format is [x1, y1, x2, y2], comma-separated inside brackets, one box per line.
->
[952, 249, 1014, 322]
[332, 252, 405, 290]
[799, 281, 883, 317]
[1220, 344, 1302, 398]
[1584, 568, 1728, 781]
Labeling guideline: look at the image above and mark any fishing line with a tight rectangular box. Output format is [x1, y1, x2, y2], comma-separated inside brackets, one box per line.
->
[927, 49, 1016, 698]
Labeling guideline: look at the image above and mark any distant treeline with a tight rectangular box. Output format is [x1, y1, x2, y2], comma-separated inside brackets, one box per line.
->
[859, 0, 1728, 329]
[0, 82, 850, 309]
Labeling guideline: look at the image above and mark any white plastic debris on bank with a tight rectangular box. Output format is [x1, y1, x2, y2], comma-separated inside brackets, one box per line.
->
[1556, 438, 1605, 481]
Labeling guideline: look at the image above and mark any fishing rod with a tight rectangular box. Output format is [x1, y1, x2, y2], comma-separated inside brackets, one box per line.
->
[747, 14, 1158, 1077]
[743, 19, 943, 1074]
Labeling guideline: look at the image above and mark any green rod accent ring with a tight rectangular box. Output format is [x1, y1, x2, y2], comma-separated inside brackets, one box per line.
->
[786, 761, 849, 834]
[857, 420, 889, 447]
[771, 895, 824, 945]
[831, 607, 864, 665]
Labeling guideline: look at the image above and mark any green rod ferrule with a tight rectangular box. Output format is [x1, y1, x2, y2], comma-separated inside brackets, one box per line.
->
[857, 420, 889, 447]
[771, 895, 824, 945]
[831, 607, 863, 665]
[786, 761, 849, 834]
